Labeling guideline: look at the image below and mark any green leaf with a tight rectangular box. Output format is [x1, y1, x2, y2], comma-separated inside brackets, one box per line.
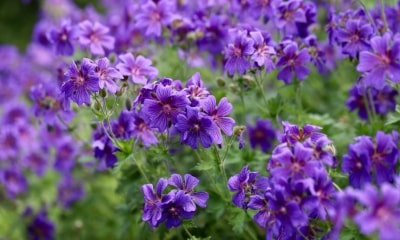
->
[229, 209, 246, 234]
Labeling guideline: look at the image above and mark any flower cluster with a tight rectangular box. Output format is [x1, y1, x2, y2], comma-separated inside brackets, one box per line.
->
[141, 174, 209, 229]
[228, 121, 338, 239]
[342, 131, 399, 188]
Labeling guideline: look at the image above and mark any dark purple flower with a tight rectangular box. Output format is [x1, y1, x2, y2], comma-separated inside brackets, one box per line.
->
[27, 210, 55, 240]
[62, 58, 100, 105]
[95, 57, 122, 94]
[224, 30, 255, 76]
[357, 33, 400, 89]
[135, 0, 176, 37]
[141, 178, 171, 228]
[131, 110, 158, 147]
[78, 20, 115, 56]
[175, 106, 217, 149]
[116, 53, 158, 85]
[168, 174, 209, 209]
[247, 118, 276, 153]
[111, 110, 134, 139]
[276, 42, 310, 84]
[48, 19, 77, 56]
[353, 183, 400, 239]
[247, 193, 270, 228]
[0, 166, 28, 199]
[201, 95, 235, 145]
[57, 175, 85, 208]
[161, 190, 196, 229]
[0, 126, 20, 160]
[281, 121, 324, 145]
[92, 125, 118, 168]
[342, 137, 372, 188]
[335, 20, 373, 58]
[303, 135, 337, 168]
[227, 165, 269, 209]
[142, 85, 189, 132]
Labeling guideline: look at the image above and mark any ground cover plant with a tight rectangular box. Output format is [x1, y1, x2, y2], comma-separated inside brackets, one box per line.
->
[1, 0, 400, 239]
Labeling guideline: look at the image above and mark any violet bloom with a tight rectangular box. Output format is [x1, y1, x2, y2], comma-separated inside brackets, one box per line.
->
[175, 106, 217, 149]
[227, 165, 269, 209]
[22, 152, 48, 177]
[201, 95, 235, 145]
[0, 167, 28, 199]
[346, 83, 398, 121]
[269, 143, 320, 181]
[274, 0, 307, 36]
[342, 138, 372, 188]
[353, 183, 400, 240]
[54, 138, 77, 173]
[111, 110, 134, 139]
[62, 58, 100, 105]
[224, 31, 255, 76]
[92, 125, 118, 168]
[142, 178, 171, 228]
[131, 110, 158, 147]
[281, 121, 324, 145]
[57, 175, 85, 208]
[357, 33, 400, 89]
[249, 31, 276, 72]
[78, 20, 115, 56]
[0, 127, 20, 160]
[169, 174, 209, 209]
[247, 193, 270, 228]
[161, 190, 196, 229]
[116, 53, 158, 85]
[135, 0, 176, 37]
[142, 85, 189, 132]
[184, 72, 210, 106]
[276, 42, 310, 84]
[48, 19, 77, 56]
[95, 57, 122, 94]
[335, 20, 373, 58]
[247, 118, 276, 153]
[27, 210, 55, 240]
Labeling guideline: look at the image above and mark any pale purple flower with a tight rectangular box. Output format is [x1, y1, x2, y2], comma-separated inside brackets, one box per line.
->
[95, 57, 122, 94]
[48, 19, 77, 56]
[116, 53, 158, 85]
[57, 175, 85, 208]
[0, 167, 28, 199]
[250, 31, 276, 72]
[78, 20, 115, 56]
[224, 30, 255, 76]
[131, 110, 158, 147]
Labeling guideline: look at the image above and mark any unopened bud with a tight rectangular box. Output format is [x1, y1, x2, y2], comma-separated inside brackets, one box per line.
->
[233, 125, 246, 136]
[216, 77, 225, 87]
[99, 88, 107, 98]
[94, 101, 101, 111]
[125, 99, 132, 110]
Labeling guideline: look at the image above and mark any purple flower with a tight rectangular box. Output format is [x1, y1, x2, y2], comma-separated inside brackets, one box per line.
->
[276, 42, 310, 84]
[249, 31, 276, 72]
[27, 210, 55, 240]
[92, 125, 118, 168]
[22, 151, 48, 177]
[95, 57, 122, 94]
[131, 110, 158, 147]
[62, 58, 100, 105]
[269, 143, 319, 181]
[0, 166, 28, 199]
[357, 33, 400, 89]
[227, 165, 269, 209]
[224, 30, 255, 76]
[175, 106, 217, 149]
[54, 137, 77, 173]
[57, 175, 85, 208]
[141, 178, 171, 228]
[135, 0, 176, 37]
[346, 83, 398, 121]
[161, 190, 196, 229]
[353, 183, 400, 240]
[281, 121, 324, 145]
[78, 20, 115, 56]
[184, 72, 210, 106]
[335, 20, 373, 58]
[168, 174, 209, 209]
[111, 110, 134, 139]
[342, 138, 372, 188]
[48, 19, 77, 56]
[247, 193, 269, 228]
[142, 85, 189, 132]
[201, 95, 235, 145]
[247, 118, 276, 153]
[274, 0, 307, 36]
[116, 53, 158, 85]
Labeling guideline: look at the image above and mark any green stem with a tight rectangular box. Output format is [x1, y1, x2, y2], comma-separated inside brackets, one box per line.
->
[357, 0, 378, 31]
[332, 182, 342, 192]
[254, 72, 268, 107]
[380, 0, 388, 31]
[182, 224, 193, 238]
[213, 145, 227, 183]
[130, 153, 150, 183]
